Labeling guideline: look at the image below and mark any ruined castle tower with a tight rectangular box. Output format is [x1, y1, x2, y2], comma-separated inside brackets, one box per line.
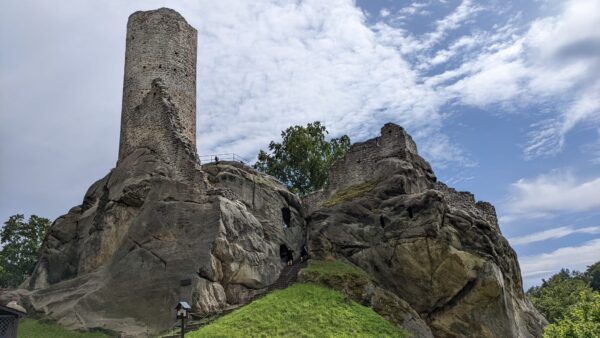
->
[118, 8, 197, 162]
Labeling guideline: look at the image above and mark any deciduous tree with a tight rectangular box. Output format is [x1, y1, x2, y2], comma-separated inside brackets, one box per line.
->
[0, 214, 50, 288]
[254, 122, 350, 194]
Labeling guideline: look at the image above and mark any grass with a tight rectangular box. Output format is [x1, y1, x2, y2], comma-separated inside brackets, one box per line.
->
[323, 181, 378, 207]
[18, 319, 113, 338]
[188, 283, 408, 338]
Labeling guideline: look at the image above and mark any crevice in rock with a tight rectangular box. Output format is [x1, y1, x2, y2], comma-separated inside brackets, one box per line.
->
[425, 237, 434, 291]
[128, 236, 167, 268]
[427, 277, 478, 320]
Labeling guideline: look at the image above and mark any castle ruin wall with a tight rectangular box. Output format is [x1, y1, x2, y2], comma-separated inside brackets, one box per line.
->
[118, 8, 197, 162]
[328, 123, 419, 191]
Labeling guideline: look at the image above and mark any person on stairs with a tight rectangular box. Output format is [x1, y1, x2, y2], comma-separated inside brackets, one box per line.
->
[300, 245, 308, 262]
[286, 248, 294, 266]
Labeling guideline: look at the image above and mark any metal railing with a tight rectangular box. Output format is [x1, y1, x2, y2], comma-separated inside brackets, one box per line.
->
[199, 153, 248, 164]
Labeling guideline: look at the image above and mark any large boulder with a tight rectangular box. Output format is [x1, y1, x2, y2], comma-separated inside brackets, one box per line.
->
[305, 123, 547, 337]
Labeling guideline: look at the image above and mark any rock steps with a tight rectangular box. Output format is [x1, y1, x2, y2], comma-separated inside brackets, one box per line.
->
[164, 260, 307, 337]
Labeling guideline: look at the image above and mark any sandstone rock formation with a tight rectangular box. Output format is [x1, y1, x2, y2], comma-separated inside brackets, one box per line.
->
[304, 123, 547, 337]
[0, 8, 305, 336]
[0, 7, 547, 338]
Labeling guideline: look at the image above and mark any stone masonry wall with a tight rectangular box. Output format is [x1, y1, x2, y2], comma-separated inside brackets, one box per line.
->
[434, 182, 500, 230]
[328, 123, 418, 191]
[118, 8, 197, 162]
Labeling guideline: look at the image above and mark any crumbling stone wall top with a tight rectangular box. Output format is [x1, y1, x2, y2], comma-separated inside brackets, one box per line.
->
[328, 123, 421, 191]
[434, 182, 499, 230]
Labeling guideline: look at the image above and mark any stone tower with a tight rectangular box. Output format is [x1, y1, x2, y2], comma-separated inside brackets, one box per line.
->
[118, 8, 197, 162]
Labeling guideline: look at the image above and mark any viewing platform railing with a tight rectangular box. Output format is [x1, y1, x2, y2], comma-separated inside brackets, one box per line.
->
[199, 153, 248, 164]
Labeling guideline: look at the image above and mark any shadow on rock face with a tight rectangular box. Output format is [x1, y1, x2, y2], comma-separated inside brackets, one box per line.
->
[304, 123, 547, 338]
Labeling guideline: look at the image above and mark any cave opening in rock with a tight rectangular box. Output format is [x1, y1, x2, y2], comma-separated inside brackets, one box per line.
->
[407, 207, 414, 219]
[379, 215, 385, 228]
[279, 244, 289, 260]
[282, 207, 291, 228]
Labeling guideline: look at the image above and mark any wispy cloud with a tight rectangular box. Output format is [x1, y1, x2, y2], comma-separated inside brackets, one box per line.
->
[520, 238, 600, 287]
[509, 225, 600, 245]
[434, 0, 600, 158]
[503, 170, 600, 220]
[1, 0, 600, 224]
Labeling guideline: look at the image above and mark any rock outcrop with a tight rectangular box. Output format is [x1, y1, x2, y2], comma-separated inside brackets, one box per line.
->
[0, 7, 547, 338]
[305, 123, 547, 337]
[0, 9, 305, 337]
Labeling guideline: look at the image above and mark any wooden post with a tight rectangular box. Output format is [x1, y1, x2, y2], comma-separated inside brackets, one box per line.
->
[180, 317, 185, 338]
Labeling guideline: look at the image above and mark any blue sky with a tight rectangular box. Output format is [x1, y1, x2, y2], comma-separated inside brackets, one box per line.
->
[1, 0, 599, 289]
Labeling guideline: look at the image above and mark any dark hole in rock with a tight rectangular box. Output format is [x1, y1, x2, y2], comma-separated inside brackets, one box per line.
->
[407, 207, 414, 219]
[173, 68, 177, 72]
[142, 65, 146, 69]
[180, 278, 192, 287]
[279, 244, 289, 260]
[282, 207, 291, 228]
[379, 215, 385, 228]
[159, 64, 162, 68]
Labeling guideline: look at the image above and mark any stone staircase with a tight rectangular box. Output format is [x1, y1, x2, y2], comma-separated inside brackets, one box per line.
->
[164, 260, 307, 337]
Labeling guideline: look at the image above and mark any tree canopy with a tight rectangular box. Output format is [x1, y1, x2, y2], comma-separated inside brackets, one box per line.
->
[0, 214, 51, 288]
[527, 269, 594, 323]
[544, 292, 600, 338]
[254, 122, 350, 194]
[526, 262, 600, 337]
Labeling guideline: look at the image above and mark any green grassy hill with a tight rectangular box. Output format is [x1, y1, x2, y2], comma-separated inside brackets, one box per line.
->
[188, 283, 408, 338]
[18, 319, 113, 338]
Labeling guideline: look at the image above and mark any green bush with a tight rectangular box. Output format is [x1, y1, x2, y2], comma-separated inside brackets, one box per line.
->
[527, 269, 595, 323]
[544, 292, 600, 338]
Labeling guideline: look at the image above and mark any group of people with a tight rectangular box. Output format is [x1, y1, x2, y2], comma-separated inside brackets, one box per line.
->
[280, 244, 308, 266]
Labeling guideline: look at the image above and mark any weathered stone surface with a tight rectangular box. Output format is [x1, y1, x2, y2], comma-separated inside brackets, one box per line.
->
[0, 7, 548, 338]
[0, 9, 305, 337]
[119, 8, 197, 162]
[305, 123, 547, 337]
[0, 149, 305, 336]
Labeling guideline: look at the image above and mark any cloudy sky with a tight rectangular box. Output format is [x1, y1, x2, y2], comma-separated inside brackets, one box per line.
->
[1, 0, 599, 289]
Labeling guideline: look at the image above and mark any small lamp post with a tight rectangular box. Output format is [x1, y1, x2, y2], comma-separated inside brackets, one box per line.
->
[175, 301, 191, 338]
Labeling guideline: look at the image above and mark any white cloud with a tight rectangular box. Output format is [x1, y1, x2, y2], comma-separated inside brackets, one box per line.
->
[432, 0, 600, 158]
[504, 171, 600, 220]
[376, 0, 481, 54]
[398, 2, 428, 16]
[188, 0, 452, 165]
[379, 8, 390, 18]
[520, 238, 600, 287]
[0, 0, 466, 222]
[2, 0, 600, 224]
[509, 226, 600, 245]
